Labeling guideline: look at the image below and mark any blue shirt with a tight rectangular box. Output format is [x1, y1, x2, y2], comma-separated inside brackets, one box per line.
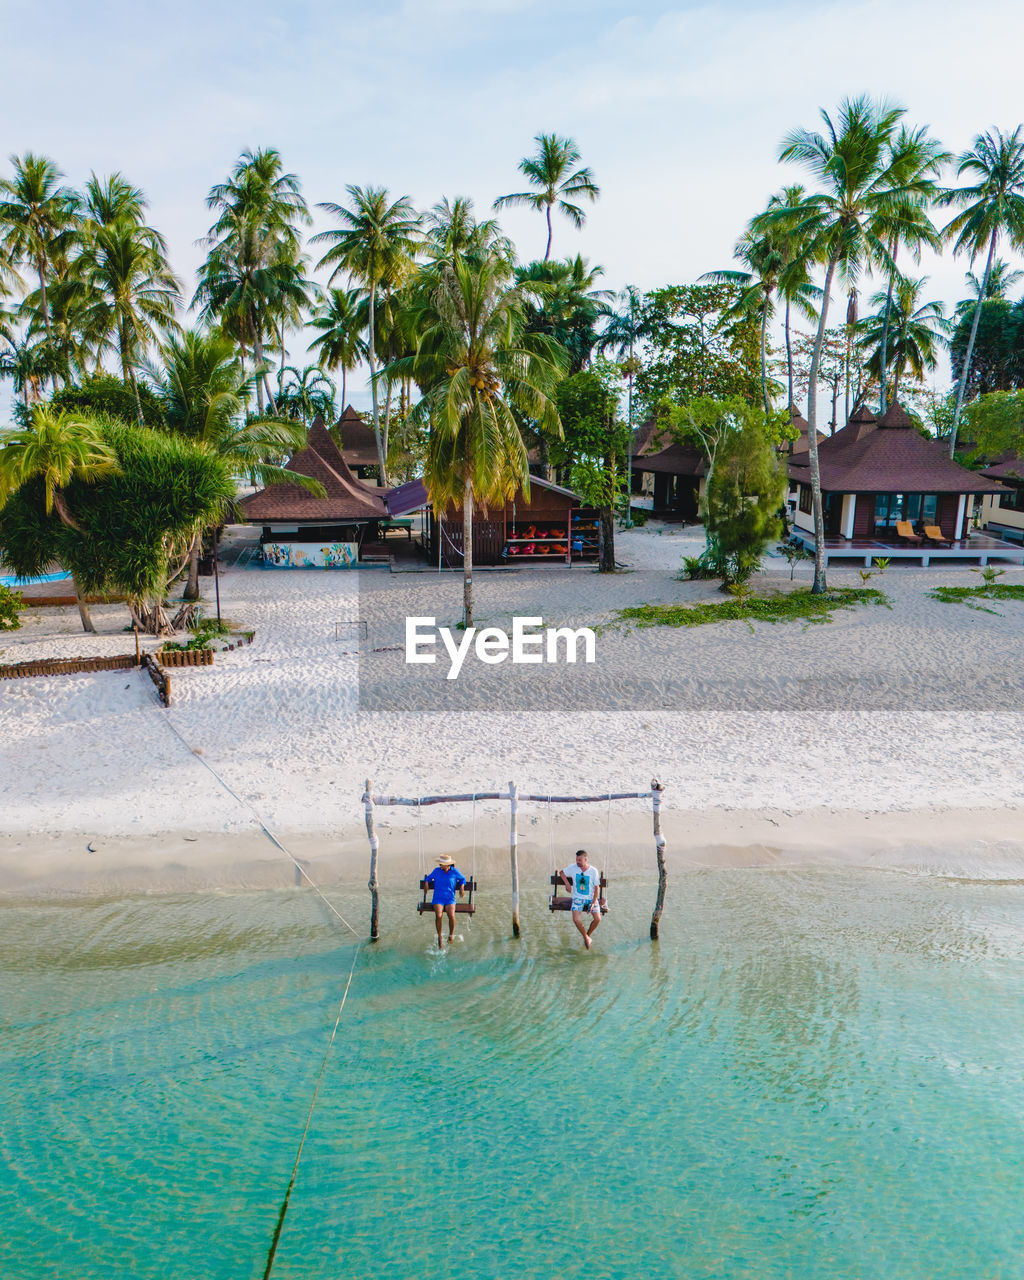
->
[427, 865, 466, 905]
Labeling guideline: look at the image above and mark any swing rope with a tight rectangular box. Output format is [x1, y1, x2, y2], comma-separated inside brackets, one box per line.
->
[468, 794, 477, 926]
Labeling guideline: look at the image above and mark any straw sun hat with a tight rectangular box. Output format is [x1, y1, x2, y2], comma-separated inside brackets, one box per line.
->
[438, 854, 455, 867]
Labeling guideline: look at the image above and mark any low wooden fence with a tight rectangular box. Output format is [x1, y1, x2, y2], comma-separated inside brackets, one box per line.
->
[156, 648, 214, 668]
[0, 653, 138, 680]
[142, 654, 171, 706]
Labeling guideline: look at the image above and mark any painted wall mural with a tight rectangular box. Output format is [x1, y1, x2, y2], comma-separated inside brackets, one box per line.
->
[262, 542, 358, 569]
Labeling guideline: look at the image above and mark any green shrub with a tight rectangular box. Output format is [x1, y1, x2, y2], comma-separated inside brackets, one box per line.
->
[0, 584, 22, 631]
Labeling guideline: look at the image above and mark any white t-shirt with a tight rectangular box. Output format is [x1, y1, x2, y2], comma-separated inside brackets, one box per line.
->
[564, 863, 600, 903]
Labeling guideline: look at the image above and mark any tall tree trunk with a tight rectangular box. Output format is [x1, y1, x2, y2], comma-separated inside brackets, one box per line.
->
[253, 327, 266, 415]
[36, 257, 52, 343]
[383, 378, 392, 471]
[805, 254, 838, 594]
[759, 298, 770, 414]
[598, 454, 616, 572]
[72, 573, 95, 633]
[785, 297, 794, 409]
[184, 531, 202, 601]
[368, 284, 388, 483]
[341, 365, 347, 410]
[950, 230, 998, 458]
[878, 268, 895, 414]
[462, 475, 474, 628]
[544, 204, 553, 261]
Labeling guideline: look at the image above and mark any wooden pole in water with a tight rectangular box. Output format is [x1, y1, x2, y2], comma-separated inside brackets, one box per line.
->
[650, 778, 667, 940]
[509, 781, 521, 938]
[364, 778, 380, 941]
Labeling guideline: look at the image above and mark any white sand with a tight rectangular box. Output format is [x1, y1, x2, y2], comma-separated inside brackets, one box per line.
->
[3, 521, 1024, 892]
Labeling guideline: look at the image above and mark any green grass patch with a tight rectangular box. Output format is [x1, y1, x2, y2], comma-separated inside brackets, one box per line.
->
[610, 587, 888, 632]
[927, 583, 1024, 614]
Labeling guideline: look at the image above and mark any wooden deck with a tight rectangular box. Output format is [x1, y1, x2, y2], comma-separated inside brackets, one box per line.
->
[791, 531, 1024, 567]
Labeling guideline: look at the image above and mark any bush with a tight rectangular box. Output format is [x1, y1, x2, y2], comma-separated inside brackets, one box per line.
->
[50, 375, 165, 428]
[0, 584, 22, 631]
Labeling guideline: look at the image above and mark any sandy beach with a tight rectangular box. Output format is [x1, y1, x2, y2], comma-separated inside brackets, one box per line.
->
[3, 522, 1024, 894]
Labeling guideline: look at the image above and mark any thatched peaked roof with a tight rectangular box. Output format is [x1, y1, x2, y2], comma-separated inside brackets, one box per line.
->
[239, 416, 388, 522]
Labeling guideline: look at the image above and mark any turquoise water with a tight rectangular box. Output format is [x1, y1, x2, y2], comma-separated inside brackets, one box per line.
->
[0, 571, 70, 587]
[3, 868, 1024, 1279]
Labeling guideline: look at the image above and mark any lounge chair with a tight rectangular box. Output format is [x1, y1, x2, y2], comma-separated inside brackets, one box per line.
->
[895, 520, 923, 545]
[923, 525, 952, 547]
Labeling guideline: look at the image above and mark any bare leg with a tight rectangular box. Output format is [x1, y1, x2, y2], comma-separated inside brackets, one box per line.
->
[572, 910, 591, 950]
[587, 910, 601, 939]
[445, 903, 456, 942]
[433, 904, 444, 949]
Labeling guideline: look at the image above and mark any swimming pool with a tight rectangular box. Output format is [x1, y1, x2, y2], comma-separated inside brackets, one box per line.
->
[0, 570, 71, 587]
[3, 868, 1023, 1279]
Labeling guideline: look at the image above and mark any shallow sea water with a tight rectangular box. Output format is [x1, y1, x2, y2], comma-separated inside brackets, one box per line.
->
[3, 867, 1024, 1279]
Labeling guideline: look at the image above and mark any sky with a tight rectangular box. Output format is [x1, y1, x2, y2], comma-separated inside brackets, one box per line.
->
[4, 0, 1024, 408]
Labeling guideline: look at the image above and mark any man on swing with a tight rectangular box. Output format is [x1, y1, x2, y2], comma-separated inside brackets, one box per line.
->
[426, 853, 466, 950]
[560, 849, 602, 950]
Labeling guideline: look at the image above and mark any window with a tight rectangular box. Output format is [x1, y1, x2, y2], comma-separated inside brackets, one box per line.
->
[999, 484, 1024, 513]
[873, 493, 938, 534]
[798, 484, 812, 514]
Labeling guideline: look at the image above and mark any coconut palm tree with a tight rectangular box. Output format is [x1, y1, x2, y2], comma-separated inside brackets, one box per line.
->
[312, 186, 421, 483]
[81, 218, 182, 417]
[857, 276, 951, 401]
[768, 96, 908, 592]
[0, 407, 119, 630]
[494, 134, 600, 261]
[424, 196, 515, 268]
[0, 154, 80, 345]
[155, 329, 323, 598]
[515, 255, 611, 373]
[954, 258, 1024, 319]
[308, 286, 368, 407]
[276, 364, 336, 425]
[0, 332, 56, 411]
[387, 253, 565, 626]
[872, 126, 947, 413]
[940, 127, 1024, 455]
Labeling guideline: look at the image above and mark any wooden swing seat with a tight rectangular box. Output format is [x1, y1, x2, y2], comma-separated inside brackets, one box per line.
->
[549, 871, 609, 913]
[417, 877, 478, 914]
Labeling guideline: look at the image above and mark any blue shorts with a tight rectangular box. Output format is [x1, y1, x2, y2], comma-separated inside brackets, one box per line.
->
[433, 897, 457, 907]
[572, 897, 600, 916]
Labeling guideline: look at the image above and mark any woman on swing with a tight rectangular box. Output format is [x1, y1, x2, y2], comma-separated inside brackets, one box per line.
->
[426, 853, 466, 950]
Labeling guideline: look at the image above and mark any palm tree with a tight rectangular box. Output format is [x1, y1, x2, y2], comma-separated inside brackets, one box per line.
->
[0, 407, 119, 630]
[769, 96, 908, 592]
[81, 219, 182, 417]
[308, 287, 368, 407]
[276, 364, 336, 425]
[494, 134, 600, 261]
[515, 255, 611, 373]
[873, 126, 947, 413]
[424, 196, 515, 268]
[156, 329, 322, 598]
[597, 285, 646, 522]
[940, 127, 1024, 455]
[83, 172, 147, 228]
[954, 258, 1024, 319]
[197, 149, 311, 415]
[0, 154, 80, 345]
[857, 276, 950, 401]
[0, 331, 61, 410]
[387, 253, 564, 626]
[312, 186, 421, 483]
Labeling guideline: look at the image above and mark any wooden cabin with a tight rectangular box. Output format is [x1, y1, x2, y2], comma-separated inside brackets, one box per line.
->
[978, 453, 1024, 543]
[629, 420, 705, 521]
[423, 476, 599, 566]
[238, 417, 388, 566]
[787, 402, 1004, 543]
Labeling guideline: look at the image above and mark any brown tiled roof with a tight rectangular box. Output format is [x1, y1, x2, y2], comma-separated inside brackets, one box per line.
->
[239, 415, 388, 522]
[981, 451, 1024, 481]
[787, 401, 1005, 494]
[632, 442, 706, 477]
[335, 404, 380, 467]
[633, 419, 670, 456]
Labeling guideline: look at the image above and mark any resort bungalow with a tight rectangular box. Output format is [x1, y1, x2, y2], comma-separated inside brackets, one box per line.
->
[239, 417, 388, 567]
[416, 476, 599, 567]
[334, 405, 382, 482]
[630, 421, 705, 522]
[787, 402, 1022, 566]
[977, 453, 1024, 544]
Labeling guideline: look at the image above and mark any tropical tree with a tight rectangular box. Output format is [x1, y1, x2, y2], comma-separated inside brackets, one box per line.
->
[312, 186, 421, 482]
[308, 286, 368, 408]
[769, 95, 909, 592]
[0, 154, 80, 345]
[155, 328, 323, 598]
[276, 364, 336, 425]
[424, 196, 515, 268]
[388, 253, 565, 625]
[597, 285, 647, 522]
[0, 407, 119, 630]
[0, 416, 234, 633]
[954, 258, 1024, 319]
[494, 134, 599, 261]
[857, 276, 950, 401]
[515, 255, 611, 374]
[939, 126, 1024, 455]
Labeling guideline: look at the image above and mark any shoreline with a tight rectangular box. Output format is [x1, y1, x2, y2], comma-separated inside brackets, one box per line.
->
[3, 803, 1023, 898]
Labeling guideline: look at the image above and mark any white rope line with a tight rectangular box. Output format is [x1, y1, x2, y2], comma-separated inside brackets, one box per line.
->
[156, 703, 360, 938]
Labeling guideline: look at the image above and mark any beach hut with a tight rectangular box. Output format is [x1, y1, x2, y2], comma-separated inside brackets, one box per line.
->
[238, 417, 388, 567]
[786, 401, 1009, 555]
[977, 453, 1024, 544]
[629, 420, 705, 521]
[333, 405, 382, 481]
[423, 476, 599, 566]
